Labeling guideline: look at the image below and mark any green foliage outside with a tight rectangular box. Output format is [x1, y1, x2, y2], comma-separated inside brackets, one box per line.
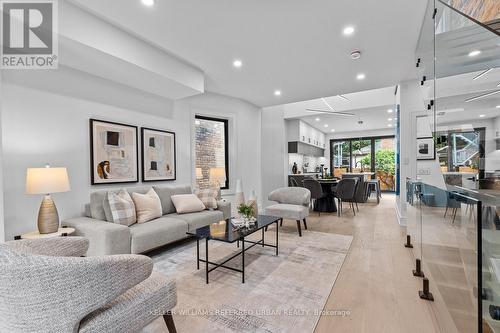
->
[359, 149, 395, 175]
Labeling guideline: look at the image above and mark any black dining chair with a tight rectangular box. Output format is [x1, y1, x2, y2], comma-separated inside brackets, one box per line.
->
[333, 178, 358, 216]
[302, 178, 325, 216]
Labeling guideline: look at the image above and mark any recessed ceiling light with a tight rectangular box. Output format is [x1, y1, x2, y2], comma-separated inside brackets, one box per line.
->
[394, 117, 398, 120]
[233, 59, 242, 68]
[496, 105, 500, 108]
[387, 109, 393, 113]
[324, 124, 329, 128]
[388, 118, 393, 121]
[388, 124, 393, 127]
[479, 114, 486, 118]
[468, 50, 481, 57]
[195, 120, 200, 125]
[331, 129, 335, 132]
[343, 26, 355, 36]
[274, 90, 281, 96]
[141, 0, 155, 6]
[315, 117, 320, 122]
[356, 73, 366, 80]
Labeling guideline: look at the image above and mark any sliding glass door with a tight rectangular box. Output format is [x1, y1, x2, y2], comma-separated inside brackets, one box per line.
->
[332, 141, 351, 178]
[374, 137, 396, 191]
[330, 135, 396, 191]
[351, 139, 372, 173]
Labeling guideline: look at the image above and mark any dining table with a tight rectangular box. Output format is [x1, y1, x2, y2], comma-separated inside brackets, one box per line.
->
[314, 179, 338, 213]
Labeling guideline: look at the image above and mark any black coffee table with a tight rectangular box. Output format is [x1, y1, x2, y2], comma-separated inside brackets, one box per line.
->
[187, 215, 281, 284]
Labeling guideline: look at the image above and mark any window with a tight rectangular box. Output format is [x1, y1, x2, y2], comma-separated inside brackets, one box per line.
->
[331, 136, 396, 191]
[194, 115, 229, 189]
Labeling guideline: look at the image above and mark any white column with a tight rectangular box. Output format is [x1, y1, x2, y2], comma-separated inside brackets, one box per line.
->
[261, 105, 287, 207]
[0, 70, 5, 242]
[396, 80, 427, 225]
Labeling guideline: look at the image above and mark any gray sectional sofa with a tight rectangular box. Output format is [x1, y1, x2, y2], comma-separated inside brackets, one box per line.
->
[63, 185, 231, 256]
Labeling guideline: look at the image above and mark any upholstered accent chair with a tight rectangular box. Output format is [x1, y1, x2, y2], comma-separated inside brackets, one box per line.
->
[0, 237, 177, 333]
[265, 187, 311, 236]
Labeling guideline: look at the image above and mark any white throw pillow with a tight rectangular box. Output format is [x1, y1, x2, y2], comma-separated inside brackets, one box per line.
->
[131, 188, 163, 223]
[107, 189, 137, 226]
[171, 194, 206, 214]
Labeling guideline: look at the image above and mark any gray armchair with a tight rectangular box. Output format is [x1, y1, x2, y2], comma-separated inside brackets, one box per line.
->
[265, 187, 311, 237]
[0, 237, 177, 333]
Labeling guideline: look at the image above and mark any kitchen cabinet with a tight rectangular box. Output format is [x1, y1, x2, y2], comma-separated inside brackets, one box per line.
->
[286, 119, 326, 149]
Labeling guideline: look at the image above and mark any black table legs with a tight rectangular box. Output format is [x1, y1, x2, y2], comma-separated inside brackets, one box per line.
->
[196, 223, 280, 284]
[205, 238, 209, 284]
[196, 238, 200, 270]
[276, 220, 280, 255]
[241, 238, 245, 283]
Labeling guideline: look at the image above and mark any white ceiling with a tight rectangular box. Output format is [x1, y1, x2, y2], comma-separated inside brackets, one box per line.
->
[434, 69, 500, 125]
[284, 86, 397, 134]
[283, 66, 500, 135]
[70, 0, 428, 107]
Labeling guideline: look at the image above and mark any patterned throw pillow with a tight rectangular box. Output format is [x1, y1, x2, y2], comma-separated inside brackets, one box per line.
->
[194, 188, 218, 210]
[107, 189, 137, 226]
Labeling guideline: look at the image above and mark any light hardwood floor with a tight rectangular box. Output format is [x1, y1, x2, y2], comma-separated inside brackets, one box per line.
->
[311, 194, 441, 333]
[145, 194, 443, 333]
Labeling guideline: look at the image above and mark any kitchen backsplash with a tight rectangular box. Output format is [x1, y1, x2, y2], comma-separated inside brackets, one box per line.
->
[289, 153, 327, 174]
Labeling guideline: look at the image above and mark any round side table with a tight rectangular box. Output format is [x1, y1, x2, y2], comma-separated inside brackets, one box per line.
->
[20, 227, 75, 239]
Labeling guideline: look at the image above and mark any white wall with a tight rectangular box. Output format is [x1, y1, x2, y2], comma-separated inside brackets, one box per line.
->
[1, 77, 261, 240]
[261, 106, 287, 207]
[0, 70, 4, 242]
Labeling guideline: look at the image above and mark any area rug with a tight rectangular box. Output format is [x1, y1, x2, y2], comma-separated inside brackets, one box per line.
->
[151, 226, 352, 333]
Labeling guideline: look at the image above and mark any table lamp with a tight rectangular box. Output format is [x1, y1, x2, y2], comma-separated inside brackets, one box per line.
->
[26, 165, 70, 234]
[209, 167, 226, 188]
[195, 167, 203, 180]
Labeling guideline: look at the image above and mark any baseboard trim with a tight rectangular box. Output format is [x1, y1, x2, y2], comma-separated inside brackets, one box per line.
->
[395, 201, 407, 226]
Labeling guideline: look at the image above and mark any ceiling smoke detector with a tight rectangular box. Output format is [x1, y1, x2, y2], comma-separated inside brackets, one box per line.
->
[350, 50, 361, 60]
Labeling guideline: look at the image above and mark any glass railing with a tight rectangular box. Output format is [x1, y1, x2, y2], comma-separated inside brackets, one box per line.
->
[407, 1, 500, 332]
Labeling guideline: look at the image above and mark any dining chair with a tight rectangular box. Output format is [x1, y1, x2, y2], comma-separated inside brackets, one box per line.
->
[302, 178, 325, 216]
[333, 178, 358, 216]
[289, 177, 300, 187]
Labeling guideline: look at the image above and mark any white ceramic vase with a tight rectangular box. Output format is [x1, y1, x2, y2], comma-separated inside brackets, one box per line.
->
[234, 179, 245, 213]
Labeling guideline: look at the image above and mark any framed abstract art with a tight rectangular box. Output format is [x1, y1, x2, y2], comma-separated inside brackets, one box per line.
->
[89, 119, 139, 185]
[141, 127, 176, 182]
[416, 137, 435, 160]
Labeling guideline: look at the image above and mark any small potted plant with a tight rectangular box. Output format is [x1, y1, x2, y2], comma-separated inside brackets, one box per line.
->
[238, 203, 255, 226]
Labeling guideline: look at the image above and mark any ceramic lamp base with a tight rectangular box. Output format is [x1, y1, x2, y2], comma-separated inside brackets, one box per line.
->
[37, 195, 59, 234]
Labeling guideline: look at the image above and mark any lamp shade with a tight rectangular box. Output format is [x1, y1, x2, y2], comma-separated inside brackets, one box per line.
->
[26, 167, 70, 194]
[209, 167, 226, 183]
[195, 167, 203, 179]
